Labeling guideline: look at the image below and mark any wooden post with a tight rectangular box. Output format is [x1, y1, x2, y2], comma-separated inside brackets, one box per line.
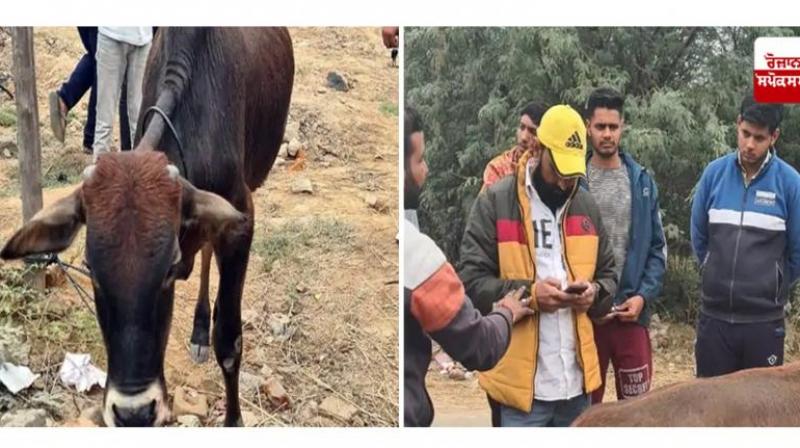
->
[11, 27, 45, 290]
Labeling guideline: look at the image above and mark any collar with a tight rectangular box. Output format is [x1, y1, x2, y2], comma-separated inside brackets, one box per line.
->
[404, 209, 419, 229]
[524, 157, 536, 199]
[737, 149, 773, 184]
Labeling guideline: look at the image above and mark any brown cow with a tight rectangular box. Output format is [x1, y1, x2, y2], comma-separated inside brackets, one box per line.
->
[1, 28, 294, 427]
[572, 362, 800, 426]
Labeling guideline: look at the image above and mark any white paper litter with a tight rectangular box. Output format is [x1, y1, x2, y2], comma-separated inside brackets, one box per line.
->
[58, 353, 107, 393]
[0, 362, 40, 394]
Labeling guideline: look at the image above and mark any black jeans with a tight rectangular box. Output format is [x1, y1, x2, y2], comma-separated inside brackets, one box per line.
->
[695, 312, 785, 378]
[57, 27, 130, 150]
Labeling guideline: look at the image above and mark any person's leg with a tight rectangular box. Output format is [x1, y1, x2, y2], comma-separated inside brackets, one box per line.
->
[125, 41, 151, 148]
[93, 34, 126, 160]
[499, 400, 555, 427]
[82, 28, 99, 152]
[590, 321, 614, 404]
[51, 29, 96, 144]
[611, 322, 653, 400]
[56, 53, 93, 110]
[84, 77, 97, 152]
[551, 394, 591, 427]
[120, 77, 131, 150]
[741, 319, 785, 370]
[78, 27, 98, 55]
[695, 313, 739, 377]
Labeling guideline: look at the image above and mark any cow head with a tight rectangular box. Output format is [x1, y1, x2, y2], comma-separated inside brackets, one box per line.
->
[0, 151, 244, 426]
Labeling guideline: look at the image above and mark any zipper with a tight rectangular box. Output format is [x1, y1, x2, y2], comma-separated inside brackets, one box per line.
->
[560, 188, 581, 396]
[518, 201, 536, 280]
[516, 187, 540, 407]
[529, 313, 540, 407]
[572, 312, 585, 392]
[775, 261, 782, 305]
[728, 155, 772, 321]
[728, 188, 747, 323]
[559, 188, 578, 283]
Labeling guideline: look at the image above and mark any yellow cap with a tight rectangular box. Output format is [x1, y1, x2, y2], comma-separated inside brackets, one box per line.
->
[537, 105, 587, 177]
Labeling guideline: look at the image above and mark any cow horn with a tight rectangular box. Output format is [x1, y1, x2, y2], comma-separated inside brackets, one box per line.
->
[82, 164, 96, 180]
[166, 164, 180, 181]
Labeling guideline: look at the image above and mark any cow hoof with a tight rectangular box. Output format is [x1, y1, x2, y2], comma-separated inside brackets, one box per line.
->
[224, 416, 244, 427]
[189, 343, 210, 364]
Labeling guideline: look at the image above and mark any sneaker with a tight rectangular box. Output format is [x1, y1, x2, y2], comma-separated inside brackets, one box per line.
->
[48, 91, 66, 143]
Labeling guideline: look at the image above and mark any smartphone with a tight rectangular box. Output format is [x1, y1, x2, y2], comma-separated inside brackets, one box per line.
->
[563, 283, 588, 294]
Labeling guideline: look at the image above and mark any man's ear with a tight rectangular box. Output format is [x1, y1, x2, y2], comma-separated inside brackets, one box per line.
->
[771, 128, 781, 147]
[1, 186, 85, 259]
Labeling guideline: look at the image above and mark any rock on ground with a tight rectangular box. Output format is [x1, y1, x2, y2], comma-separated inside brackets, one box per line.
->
[62, 417, 98, 427]
[0, 409, 49, 427]
[263, 376, 290, 410]
[79, 404, 104, 426]
[239, 371, 265, 399]
[326, 71, 350, 92]
[177, 415, 202, 427]
[283, 121, 300, 143]
[173, 386, 209, 418]
[287, 140, 303, 158]
[241, 410, 259, 427]
[365, 194, 388, 213]
[318, 396, 358, 424]
[290, 178, 314, 194]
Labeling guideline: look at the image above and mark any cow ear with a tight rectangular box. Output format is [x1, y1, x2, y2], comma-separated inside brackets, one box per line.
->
[179, 178, 246, 233]
[1, 187, 86, 259]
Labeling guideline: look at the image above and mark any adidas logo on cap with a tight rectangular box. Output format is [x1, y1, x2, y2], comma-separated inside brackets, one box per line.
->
[565, 131, 583, 150]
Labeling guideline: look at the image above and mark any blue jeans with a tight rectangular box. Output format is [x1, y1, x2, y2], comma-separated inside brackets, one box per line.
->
[57, 27, 130, 150]
[500, 394, 590, 427]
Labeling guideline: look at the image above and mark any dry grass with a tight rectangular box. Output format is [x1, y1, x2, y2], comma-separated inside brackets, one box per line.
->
[0, 264, 104, 420]
[238, 216, 398, 426]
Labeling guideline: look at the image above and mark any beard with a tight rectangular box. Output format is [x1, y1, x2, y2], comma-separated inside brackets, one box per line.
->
[592, 142, 619, 158]
[404, 171, 422, 210]
[533, 164, 571, 211]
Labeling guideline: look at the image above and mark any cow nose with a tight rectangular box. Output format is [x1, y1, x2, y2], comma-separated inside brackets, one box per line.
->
[112, 400, 157, 427]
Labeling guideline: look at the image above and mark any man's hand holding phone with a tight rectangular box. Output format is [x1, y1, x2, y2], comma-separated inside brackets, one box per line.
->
[534, 278, 595, 313]
[565, 280, 595, 314]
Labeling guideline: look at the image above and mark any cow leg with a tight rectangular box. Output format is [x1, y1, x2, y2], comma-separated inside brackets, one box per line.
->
[212, 200, 253, 427]
[189, 243, 213, 364]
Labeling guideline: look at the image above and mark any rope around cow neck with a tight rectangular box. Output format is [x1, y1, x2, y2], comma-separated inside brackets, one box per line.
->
[143, 105, 189, 178]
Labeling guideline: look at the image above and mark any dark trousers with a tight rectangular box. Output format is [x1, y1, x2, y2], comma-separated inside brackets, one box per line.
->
[488, 395, 501, 427]
[57, 27, 130, 150]
[695, 312, 785, 378]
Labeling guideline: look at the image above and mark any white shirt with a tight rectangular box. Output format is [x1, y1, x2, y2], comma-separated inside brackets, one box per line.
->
[525, 160, 584, 401]
[99, 27, 153, 46]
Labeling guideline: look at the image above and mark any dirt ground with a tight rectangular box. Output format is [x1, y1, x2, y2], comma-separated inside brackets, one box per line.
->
[0, 27, 398, 427]
[428, 320, 799, 426]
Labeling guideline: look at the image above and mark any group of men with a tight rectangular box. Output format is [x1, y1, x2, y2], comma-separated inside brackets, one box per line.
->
[404, 87, 799, 427]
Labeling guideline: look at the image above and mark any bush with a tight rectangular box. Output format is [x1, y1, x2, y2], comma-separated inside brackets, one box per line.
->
[656, 254, 701, 323]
